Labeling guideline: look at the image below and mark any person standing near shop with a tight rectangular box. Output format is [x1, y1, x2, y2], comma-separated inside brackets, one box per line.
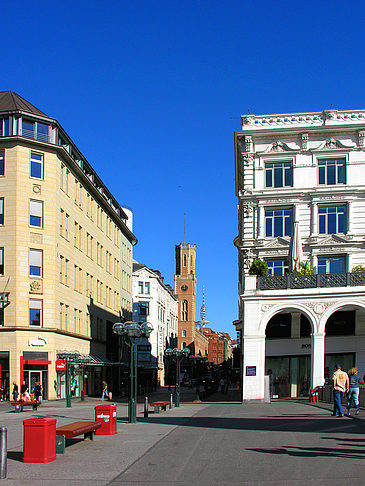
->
[347, 367, 360, 416]
[34, 382, 42, 404]
[101, 381, 108, 400]
[332, 364, 349, 417]
[12, 382, 19, 402]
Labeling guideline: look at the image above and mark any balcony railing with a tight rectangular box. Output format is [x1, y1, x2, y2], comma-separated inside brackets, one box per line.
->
[21, 128, 50, 143]
[257, 272, 365, 290]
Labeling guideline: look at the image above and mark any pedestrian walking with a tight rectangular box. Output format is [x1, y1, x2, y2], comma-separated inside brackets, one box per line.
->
[331, 364, 349, 417]
[346, 367, 360, 416]
[12, 382, 19, 402]
[101, 380, 108, 400]
[220, 377, 226, 394]
[20, 381, 28, 400]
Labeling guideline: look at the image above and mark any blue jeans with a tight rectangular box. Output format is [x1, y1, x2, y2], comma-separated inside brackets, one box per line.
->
[101, 390, 108, 400]
[347, 388, 359, 411]
[333, 390, 344, 416]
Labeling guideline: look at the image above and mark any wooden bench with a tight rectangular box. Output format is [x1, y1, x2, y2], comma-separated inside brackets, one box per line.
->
[150, 401, 170, 413]
[11, 400, 39, 412]
[55, 421, 102, 454]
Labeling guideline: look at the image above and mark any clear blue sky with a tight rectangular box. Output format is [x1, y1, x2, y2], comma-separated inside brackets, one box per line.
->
[3, 1, 365, 336]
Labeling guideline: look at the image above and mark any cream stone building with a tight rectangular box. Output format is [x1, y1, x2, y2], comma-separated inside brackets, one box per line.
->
[0, 91, 136, 400]
[234, 109, 365, 401]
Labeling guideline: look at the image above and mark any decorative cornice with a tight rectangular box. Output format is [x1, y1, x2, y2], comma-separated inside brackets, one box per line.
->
[240, 110, 365, 131]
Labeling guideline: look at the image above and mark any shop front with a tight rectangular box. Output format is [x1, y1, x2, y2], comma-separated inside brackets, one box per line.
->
[21, 352, 51, 400]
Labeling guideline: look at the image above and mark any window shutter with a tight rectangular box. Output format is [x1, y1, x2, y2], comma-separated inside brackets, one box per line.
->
[30, 200, 43, 217]
[30, 249, 42, 266]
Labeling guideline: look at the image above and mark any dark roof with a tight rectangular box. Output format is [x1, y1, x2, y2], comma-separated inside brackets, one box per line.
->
[133, 262, 146, 272]
[0, 91, 49, 118]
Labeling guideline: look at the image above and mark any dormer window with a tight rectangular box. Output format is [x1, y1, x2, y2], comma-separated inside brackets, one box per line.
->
[22, 120, 49, 143]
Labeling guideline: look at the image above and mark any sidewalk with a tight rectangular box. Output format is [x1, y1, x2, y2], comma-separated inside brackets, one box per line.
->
[0, 397, 363, 485]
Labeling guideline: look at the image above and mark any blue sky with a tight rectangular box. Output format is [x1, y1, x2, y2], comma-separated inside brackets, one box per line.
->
[3, 1, 365, 336]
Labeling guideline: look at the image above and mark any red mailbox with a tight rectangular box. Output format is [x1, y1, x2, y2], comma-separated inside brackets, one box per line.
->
[23, 417, 56, 463]
[95, 404, 117, 435]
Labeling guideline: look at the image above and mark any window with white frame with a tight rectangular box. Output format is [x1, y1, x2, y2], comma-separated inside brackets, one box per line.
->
[138, 281, 143, 294]
[0, 247, 3, 275]
[0, 198, 3, 225]
[30, 152, 43, 179]
[318, 205, 346, 234]
[23, 120, 49, 142]
[266, 259, 288, 276]
[145, 282, 150, 294]
[265, 161, 293, 188]
[0, 150, 4, 176]
[30, 200, 43, 227]
[29, 299, 42, 326]
[318, 158, 346, 185]
[265, 208, 293, 237]
[29, 249, 42, 277]
[0, 119, 9, 137]
[318, 256, 346, 274]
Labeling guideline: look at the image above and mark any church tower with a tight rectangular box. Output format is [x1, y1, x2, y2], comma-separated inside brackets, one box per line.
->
[174, 244, 197, 350]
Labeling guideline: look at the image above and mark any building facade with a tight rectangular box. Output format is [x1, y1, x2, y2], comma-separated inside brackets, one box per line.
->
[203, 328, 232, 364]
[0, 91, 136, 400]
[132, 263, 178, 385]
[234, 109, 365, 401]
[174, 244, 208, 355]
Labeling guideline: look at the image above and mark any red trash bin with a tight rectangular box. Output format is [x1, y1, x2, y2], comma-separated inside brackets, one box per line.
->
[23, 417, 56, 463]
[95, 404, 117, 435]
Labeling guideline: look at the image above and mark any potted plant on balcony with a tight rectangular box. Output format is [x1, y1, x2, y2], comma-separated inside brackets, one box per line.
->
[351, 265, 365, 273]
[249, 259, 269, 276]
[299, 261, 313, 275]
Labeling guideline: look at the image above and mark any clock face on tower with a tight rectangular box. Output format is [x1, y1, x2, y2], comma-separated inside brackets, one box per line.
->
[181, 285, 188, 292]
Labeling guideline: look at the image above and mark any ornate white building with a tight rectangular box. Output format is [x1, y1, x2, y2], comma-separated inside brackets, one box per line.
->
[132, 263, 178, 385]
[234, 109, 365, 401]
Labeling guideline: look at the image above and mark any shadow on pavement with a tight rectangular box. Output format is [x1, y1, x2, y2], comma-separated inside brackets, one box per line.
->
[137, 414, 365, 434]
[248, 445, 365, 459]
[7, 451, 23, 462]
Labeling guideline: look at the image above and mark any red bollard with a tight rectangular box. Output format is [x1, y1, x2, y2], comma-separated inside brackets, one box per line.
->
[23, 417, 56, 463]
[95, 404, 117, 435]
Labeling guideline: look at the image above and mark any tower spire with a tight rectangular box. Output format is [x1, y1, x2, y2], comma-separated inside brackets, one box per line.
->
[200, 285, 206, 321]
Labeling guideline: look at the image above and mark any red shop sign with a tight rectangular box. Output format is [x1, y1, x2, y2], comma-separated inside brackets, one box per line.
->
[56, 359, 67, 371]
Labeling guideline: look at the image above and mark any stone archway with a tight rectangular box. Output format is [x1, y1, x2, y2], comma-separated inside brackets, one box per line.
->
[319, 301, 365, 383]
[263, 305, 317, 398]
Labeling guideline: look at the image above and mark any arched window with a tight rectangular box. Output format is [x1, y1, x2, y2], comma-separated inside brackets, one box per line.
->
[181, 300, 188, 321]
[183, 254, 187, 266]
[182, 330, 186, 337]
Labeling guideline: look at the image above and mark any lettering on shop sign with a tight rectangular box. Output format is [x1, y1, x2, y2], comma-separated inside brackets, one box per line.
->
[246, 366, 256, 376]
[28, 336, 48, 347]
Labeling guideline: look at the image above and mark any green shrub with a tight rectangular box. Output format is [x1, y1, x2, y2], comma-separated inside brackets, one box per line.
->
[351, 265, 365, 273]
[249, 259, 269, 276]
[299, 261, 313, 275]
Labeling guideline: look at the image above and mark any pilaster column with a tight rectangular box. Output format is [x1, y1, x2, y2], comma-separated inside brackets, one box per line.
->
[311, 202, 318, 236]
[242, 334, 266, 401]
[311, 332, 325, 388]
[347, 201, 352, 233]
[258, 206, 265, 238]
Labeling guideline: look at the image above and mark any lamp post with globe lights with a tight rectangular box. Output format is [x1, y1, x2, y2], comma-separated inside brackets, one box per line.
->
[113, 321, 153, 423]
[165, 347, 190, 407]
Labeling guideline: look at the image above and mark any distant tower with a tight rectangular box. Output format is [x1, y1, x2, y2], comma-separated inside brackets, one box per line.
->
[174, 244, 197, 350]
[196, 285, 209, 332]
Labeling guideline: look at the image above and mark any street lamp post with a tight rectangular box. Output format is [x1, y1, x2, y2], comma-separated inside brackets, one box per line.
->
[165, 348, 190, 407]
[113, 321, 153, 423]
